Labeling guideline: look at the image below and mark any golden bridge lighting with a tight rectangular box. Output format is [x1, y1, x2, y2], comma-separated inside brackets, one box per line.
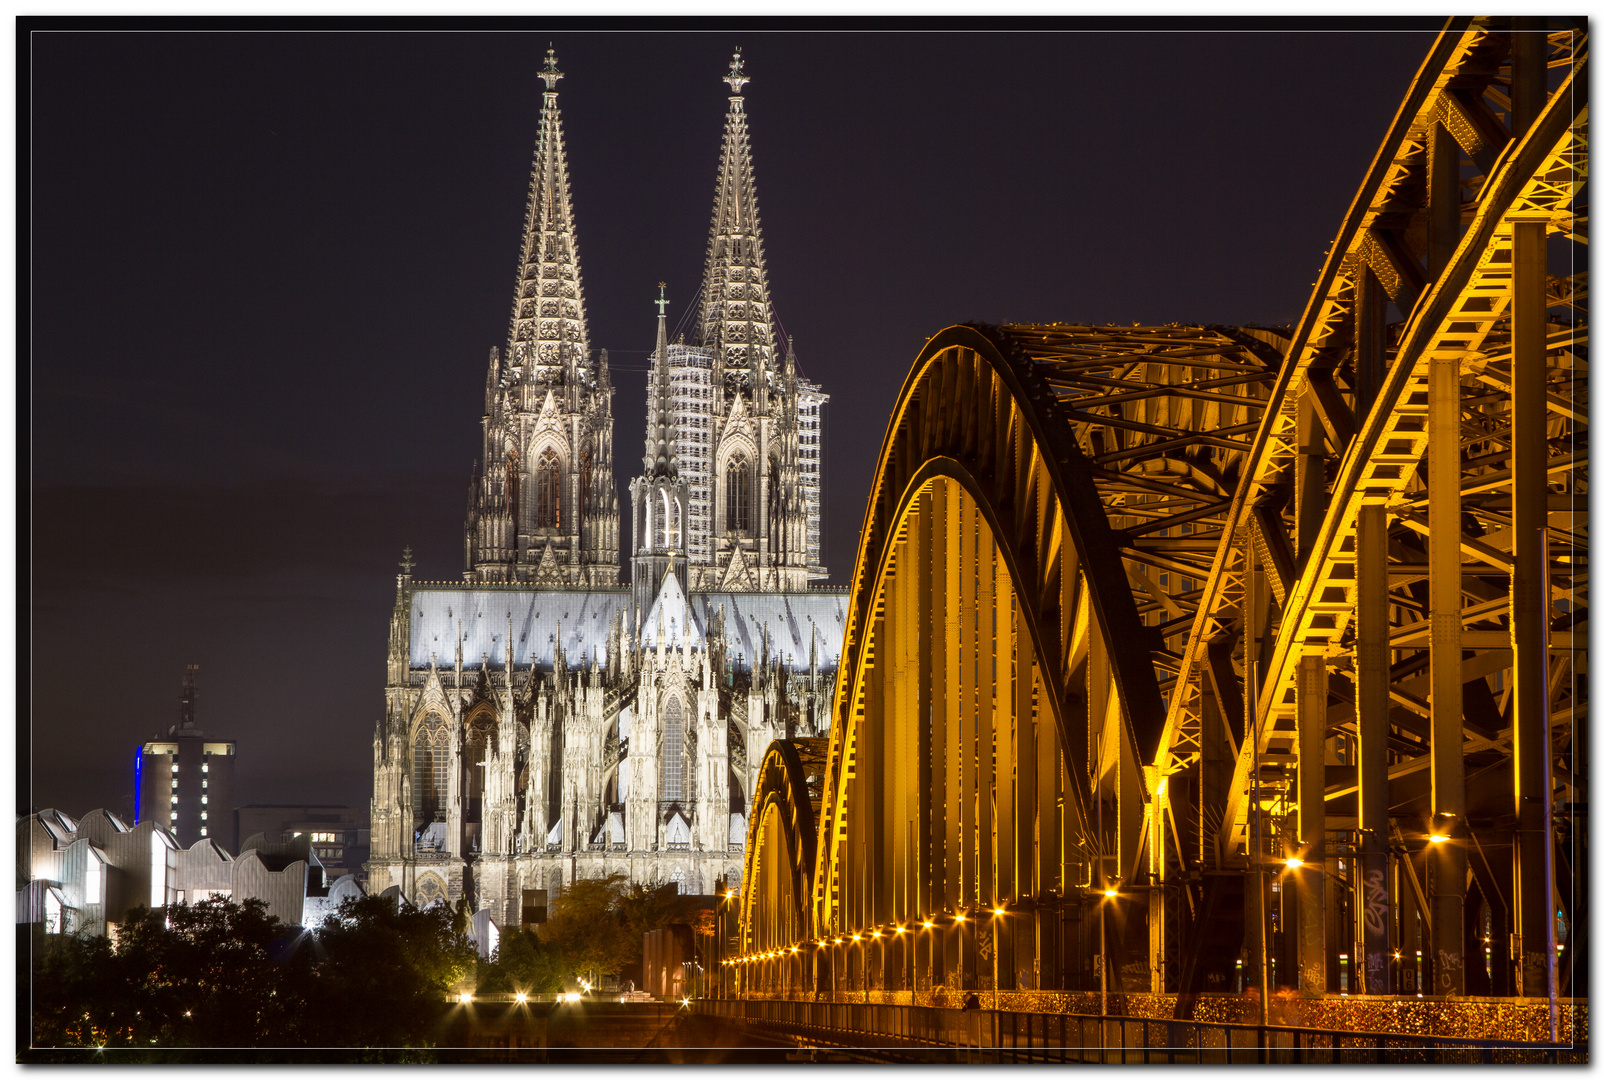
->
[720, 23, 1584, 1053]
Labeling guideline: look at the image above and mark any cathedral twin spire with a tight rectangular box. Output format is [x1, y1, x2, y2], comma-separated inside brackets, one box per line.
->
[697, 48, 779, 375]
[507, 46, 590, 381]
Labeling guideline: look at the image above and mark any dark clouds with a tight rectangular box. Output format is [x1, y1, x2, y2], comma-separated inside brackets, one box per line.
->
[28, 26, 1433, 823]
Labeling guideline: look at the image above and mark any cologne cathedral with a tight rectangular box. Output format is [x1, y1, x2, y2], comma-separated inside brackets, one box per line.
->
[367, 48, 843, 920]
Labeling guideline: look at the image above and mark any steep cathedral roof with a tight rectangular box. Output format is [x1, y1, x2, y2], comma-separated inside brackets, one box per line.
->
[406, 585, 846, 674]
[506, 46, 590, 379]
[696, 48, 778, 372]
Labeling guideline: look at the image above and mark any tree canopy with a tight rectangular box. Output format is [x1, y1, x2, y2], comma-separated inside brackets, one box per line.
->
[25, 894, 474, 1061]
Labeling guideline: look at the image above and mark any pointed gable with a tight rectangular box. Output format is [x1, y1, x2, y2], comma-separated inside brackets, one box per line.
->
[640, 570, 701, 650]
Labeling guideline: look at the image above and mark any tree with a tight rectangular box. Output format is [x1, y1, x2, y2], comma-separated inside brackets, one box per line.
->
[614, 880, 691, 987]
[301, 894, 476, 1049]
[536, 875, 632, 984]
[27, 896, 310, 1056]
[476, 928, 564, 995]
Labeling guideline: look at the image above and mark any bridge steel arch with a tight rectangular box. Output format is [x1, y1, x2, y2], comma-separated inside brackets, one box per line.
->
[734, 737, 827, 998]
[734, 321, 1282, 1003]
[736, 17, 1586, 1023]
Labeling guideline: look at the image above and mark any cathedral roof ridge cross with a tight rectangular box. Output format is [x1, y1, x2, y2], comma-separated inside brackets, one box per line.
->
[655, 282, 670, 318]
[540, 44, 564, 92]
[723, 47, 749, 95]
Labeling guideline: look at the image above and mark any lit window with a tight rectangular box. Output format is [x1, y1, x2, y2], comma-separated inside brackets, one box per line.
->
[201, 812, 208, 820]
[200, 827, 208, 837]
[202, 780, 208, 789]
[85, 856, 103, 905]
[170, 796, 178, 805]
[170, 811, 178, 820]
[171, 764, 179, 774]
[150, 832, 168, 908]
[171, 780, 178, 791]
[201, 796, 207, 804]
[202, 764, 209, 774]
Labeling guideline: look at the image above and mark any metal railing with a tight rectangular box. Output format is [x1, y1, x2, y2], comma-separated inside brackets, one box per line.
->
[696, 999, 1585, 1064]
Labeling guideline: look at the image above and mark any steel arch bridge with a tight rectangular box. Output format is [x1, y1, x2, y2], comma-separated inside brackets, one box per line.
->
[732, 18, 1586, 1021]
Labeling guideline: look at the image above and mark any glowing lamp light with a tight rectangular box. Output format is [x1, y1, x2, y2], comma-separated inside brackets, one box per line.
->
[1429, 834, 1450, 844]
[1103, 888, 1118, 899]
[1285, 857, 1304, 869]
[458, 993, 473, 1005]
[993, 907, 1006, 916]
[515, 992, 528, 1003]
[871, 930, 882, 938]
[895, 926, 907, 934]
[851, 933, 862, 942]
[954, 914, 967, 923]
[923, 920, 934, 929]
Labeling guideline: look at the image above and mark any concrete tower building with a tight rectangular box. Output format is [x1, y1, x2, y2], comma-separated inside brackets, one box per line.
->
[138, 666, 237, 853]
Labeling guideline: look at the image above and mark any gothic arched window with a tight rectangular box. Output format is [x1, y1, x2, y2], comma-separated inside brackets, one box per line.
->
[504, 447, 520, 525]
[661, 697, 684, 802]
[464, 715, 495, 825]
[412, 718, 449, 828]
[534, 449, 561, 529]
[726, 455, 751, 533]
[768, 457, 782, 545]
[579, 450, 592, 532]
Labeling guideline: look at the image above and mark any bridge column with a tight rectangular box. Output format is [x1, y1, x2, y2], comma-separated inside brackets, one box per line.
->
[1295, 652, 1328, 994]
[939, 479, 962, 990]
[1356, 499, 1393, 994]
[1149, 776, 1169, 993]
[1037, 654, 1064, 990]
[1428, 347, 1468, 995]
[957, 495, 980, 991]
[994, 560, 1017, 991]
[976, 533, 997, 996]
[916, 489, 936, 992]
[1510, 217, 1557, 1017]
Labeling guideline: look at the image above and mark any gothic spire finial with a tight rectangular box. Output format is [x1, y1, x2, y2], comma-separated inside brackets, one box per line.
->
[507, 45, 589, 378]
[400, 546, 415, 576]
[698, 47, 775, 377]
[540, 44, 564, 92]
[723, 47, 749, 95]
[646, 283, 678, 480]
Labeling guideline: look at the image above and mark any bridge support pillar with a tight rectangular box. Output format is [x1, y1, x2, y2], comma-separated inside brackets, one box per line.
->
[1295, 652, 1327, 993]
[1428, 348, 1468, 995]
[1356, 500, 1393, 994]
[1510, 218, 1557, 1022]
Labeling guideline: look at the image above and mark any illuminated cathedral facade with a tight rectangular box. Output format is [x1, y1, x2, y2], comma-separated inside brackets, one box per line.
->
[367, 49, 842, 919]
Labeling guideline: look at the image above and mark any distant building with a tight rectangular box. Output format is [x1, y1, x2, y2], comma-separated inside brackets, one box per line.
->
[137, 665, 237, 852]
[16, 808, 361, 938]
[235, 805, 369, 884]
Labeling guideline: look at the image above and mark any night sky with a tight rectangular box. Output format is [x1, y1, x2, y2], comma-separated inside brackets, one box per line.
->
[29, 25, 1436, 827]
